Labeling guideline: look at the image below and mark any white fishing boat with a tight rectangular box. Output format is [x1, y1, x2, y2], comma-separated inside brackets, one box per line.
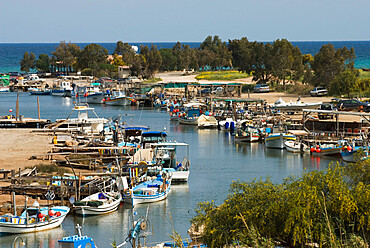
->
[285, 140, 310, 153]
[0, 205, 70, 234]
[0, 86, 10, 92]
[104, 91, 133, 106]
[78, 86, 105, 104]
[132, 173, 172, 206]
[265, 133, 296, 149]
[50, 104, 108, 134]
[178, 109, 200, 125]
[151, 142, 190, 182]
[73, 191, 122, 216]
[51, 81, 73, 97]
[273, 98, 322, 111]
[198, 115, 218, 128]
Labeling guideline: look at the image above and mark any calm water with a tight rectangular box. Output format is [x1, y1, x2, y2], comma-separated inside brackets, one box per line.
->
[1, 41, 370, 73]
[0, 93, 336, 247]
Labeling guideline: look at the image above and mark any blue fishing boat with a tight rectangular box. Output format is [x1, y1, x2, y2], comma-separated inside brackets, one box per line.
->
[132, 173, 172, 206]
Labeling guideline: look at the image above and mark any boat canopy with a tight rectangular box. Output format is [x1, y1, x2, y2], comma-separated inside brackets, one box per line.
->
[121, 125, 149, 131]
[142, 131, 167, 137]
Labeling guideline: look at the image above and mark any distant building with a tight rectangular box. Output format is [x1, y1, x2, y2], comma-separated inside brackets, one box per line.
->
[118, 65, 131, 78]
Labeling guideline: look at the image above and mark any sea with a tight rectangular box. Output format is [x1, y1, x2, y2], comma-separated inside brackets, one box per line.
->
[1, 41, 370, 73]
[0, 93, 340, 247]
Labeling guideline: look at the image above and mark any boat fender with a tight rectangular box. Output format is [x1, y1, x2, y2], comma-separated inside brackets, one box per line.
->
[224, 122, 229, 129]
[310, 147, 315, 153]
[316, 148, 321, 153]
[347, 146, 352, 152]
[230, 121, 235, 129]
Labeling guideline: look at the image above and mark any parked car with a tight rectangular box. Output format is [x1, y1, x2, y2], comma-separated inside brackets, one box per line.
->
[318, 103, 336, 119]
[211, 87, 224, 95]
[200, 87, 211, 95]
[310, 87, 327, 96]
[337, 99, 370, 112]
[253, 84, 269, 93]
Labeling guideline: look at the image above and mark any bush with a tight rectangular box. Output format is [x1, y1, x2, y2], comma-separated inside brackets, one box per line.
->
[196, 71, 251, 81]
[81, 68, 93, 76]
[191, 162, 370, 247]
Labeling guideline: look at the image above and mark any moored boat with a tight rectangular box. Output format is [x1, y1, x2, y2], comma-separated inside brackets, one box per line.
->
[310, 144, 342, 156]
[0, 205, 70, 234]
[104, 91, 133, 106]
[178, 109, 200, 125]
[73, 191, 122, 216]
[198, 114, 218, 128]
[29, 88, 51, 95]
[265, 133, 296, 149]
[285, 140, 310, 153]
[341, 146, 369, 162]
[132, 173, 172, 206]
[51, 81, 72, 97]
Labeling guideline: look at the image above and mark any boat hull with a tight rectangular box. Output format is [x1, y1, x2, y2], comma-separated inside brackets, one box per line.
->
[74, 192, 122, 216]
[285, 141, 310, 153]
[104, 97, 131, 106]
[0, 206, 69, 234]
[265, 134, 296, 149]
[51, 90, 72, 97]
[132, 187, 170, 206]
[82, 93, 105, 104]
[178, 117, 198, 125]
[311, 147, 342, 156]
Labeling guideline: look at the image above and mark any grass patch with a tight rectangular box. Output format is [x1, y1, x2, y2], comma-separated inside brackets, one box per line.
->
[359, 69, 370, 80]
[142, 78, 163, 84]
[196, 71, 251, 81]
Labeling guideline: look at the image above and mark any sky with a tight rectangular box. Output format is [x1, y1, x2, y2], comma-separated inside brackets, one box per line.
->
[0, 0, 370, 43]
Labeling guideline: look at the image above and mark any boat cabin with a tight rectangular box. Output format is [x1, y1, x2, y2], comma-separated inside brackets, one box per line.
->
[142, 131, 167, 148]
[58, 235, 96, 248]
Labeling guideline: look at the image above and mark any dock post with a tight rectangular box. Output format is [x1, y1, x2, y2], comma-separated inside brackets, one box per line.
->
[16, 93, 20, 121]
[336, 114, 339, 137]
[12, 191, 16, 216]
[37, 97, 41, 119]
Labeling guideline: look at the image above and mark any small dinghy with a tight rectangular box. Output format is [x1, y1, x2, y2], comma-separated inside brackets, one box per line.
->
[285, 140, 310, 153]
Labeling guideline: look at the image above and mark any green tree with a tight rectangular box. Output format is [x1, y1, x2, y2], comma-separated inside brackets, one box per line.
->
[76, 43, 108, 75]
[310, 43, 356, 89]
[35, 54, 50, 72]
[199, 35, 232, 70]
[113, 41, 136, 65]
[146, 44, 162, 78]
[160, 48, 177, 71]
[228, 37, 253, 73]
[331, 69, 360, 97]
[20, 52, 36, 72]
[51, 41, 80, 75]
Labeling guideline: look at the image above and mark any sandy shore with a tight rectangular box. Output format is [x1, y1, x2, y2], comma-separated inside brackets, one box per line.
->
[0, 129, 53, 170]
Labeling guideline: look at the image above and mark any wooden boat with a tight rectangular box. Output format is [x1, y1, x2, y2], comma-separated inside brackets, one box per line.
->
[265, 133, 296, 149]
[0, 205, 70, 234]
[73, 191, 122, 216]
[79, 85, 105, 104]
[132, 173, 172, 206]
[59, 224, 97, 248]
[285, 141, 310, 153]
[104, 91, 133, 106]
[310, 144, 342, 156]
[235, 128, 260, 143]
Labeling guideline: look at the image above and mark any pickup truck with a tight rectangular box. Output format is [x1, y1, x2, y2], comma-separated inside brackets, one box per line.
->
[310, 87, 327, 97]
[22, 75, 45, 84]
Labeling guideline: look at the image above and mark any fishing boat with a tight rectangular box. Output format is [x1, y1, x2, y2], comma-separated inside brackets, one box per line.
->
[29, 88, 51, 95]
[51, 81, 73, 97]
[265, 133, 296, 149]
[131, 173, 172, 206]
[198, 114, 218, 128]
[285, 140, 310, 153]
[178, 109, 200, 125]
[310, 144, 342, 156]
[59, 224, 97, 248]
[235, 129, 260, 143]
[0, 204, 70, 234]
[104, 91, 133, 106]
[341, 141, 370, 162]
[78, 85, 105, 104]
[73, 191, 122, 216]
[151, 142, 190, 182]
[49, 104, 108, 134]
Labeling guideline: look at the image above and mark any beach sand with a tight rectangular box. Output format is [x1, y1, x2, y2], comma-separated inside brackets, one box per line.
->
[0, 129, 53, 170]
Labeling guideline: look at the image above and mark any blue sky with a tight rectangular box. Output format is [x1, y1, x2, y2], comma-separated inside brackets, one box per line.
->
[1, 0, 369, 43]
